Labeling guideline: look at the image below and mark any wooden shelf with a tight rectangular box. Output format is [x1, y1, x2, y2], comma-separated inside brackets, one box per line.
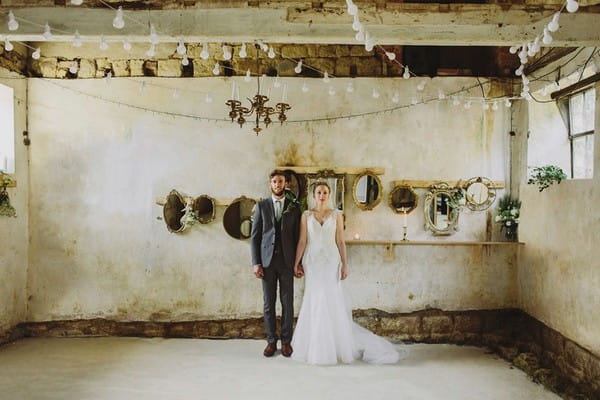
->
[276, 166, 385, 175]
[392, 179, 505, 189]
[346, 240, 523, 246]
[155, 197, 236, 207]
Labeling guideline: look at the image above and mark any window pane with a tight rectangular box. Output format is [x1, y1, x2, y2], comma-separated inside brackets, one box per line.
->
[583, 88, 596, 132]
[572, 134, 594, 179]
[569, 92, 586, 134]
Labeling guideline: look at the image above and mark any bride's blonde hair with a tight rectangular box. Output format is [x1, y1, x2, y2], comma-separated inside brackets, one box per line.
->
[312, 181, 331, 195]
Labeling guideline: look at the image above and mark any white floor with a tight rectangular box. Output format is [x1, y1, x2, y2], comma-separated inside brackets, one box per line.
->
[0, 338, 560, 400]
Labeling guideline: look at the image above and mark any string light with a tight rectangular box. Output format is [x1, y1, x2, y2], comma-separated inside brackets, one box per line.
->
[452, 97, 461, 106]
[4, 38, 13, 52]
[122, 37, 132, 51]
[566, 0, 579, 13]
[43, 22, 53, 40]
[294, 60, 303, 74]
[200, 43, 209, 60]
[548, 12, 560, 32]
[7, 11, 19, 31]
[542, 27, 553, 45]
[222, 44, 232, 60]
[352, 15, 362, 32]
[99, 35, 109, 51]
[182, 55, 189, 66]
[347, 0, 358, 16]
[267, 46, 276, 59]
[323, 72, 330, 83]
[69, 61, 78, 74]
[103, 71, 112, 85]
[71, 0, 83, 5]
[492, 101, 499, 111]
[31, 48, 41, 60]
[238, 43, 247, 58]
[149, 24, 159, 45]
[73, 30, 82, 47]
[177, 39, 187, 55]
[355, 29, 365, 42]
[385, 51, 396, 61]
[244, 69, 251, 82]
[403, 66, 410, 79]
[112, 6, 125, 29]
[504, 98, 512, 108]
[212, 62, 220, 75]
[145, 44, 156, 57]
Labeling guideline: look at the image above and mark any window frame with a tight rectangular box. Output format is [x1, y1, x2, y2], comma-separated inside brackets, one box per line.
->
[565, 86, 595, 179]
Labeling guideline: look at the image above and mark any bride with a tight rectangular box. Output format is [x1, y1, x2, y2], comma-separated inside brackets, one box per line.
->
[291, 181, 408, 365]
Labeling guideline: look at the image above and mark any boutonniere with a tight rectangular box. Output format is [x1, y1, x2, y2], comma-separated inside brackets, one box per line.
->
[283, 191, 299, 214]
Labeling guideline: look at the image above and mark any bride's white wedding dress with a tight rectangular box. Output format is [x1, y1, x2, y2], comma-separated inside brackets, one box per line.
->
[291, 210, 408, 365]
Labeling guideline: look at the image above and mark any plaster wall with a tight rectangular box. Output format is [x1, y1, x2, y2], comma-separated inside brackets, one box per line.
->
[518, 82, 600, 357]
[0, 67, 28, 338]
[26, 76, 516, 323]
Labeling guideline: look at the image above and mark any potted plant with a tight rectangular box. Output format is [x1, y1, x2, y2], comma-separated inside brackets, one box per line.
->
[527, 165, 567, 192]
[0, 173, 16, 217]
[495, 194, 521, 241]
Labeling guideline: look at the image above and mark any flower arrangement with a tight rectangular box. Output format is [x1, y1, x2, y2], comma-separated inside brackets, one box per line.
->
[527, 165, 567, 192]
[0, 173, 16, 217]
[495, 194, 521, 240]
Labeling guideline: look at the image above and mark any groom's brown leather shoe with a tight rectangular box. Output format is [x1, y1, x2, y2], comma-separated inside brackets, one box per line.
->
[281, 343, 293, 357]
[263, 342, 277, 357]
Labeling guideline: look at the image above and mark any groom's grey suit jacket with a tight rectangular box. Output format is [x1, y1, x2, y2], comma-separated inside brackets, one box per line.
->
[251, 197, 301, 269]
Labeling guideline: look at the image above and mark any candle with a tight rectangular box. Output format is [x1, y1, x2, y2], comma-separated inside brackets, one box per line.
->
[402, 208, 408, 227]
[282, 83, 287, 103]
[231, 81, 235, 99]
[353, 233, 360, 240]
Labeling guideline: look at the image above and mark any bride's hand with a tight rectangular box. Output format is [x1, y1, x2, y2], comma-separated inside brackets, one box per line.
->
[340, 265, 348, 280]
[294, 264, 304, 278]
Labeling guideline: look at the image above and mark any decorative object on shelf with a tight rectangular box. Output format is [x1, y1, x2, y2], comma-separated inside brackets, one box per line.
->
[225, 44, 291, 135]
[423, 183, 460, 236]
[163, 189, 190, 233]
[389, 185, 418, 241]
[223, 196, 257, 240]
[462, 176, 497, 211]
[305, 169, 345, 211]
[192, 195, 216, 224]
[527, 165, 568, 192]
[180, 200, 199, 230]
[0, 173, 16, 218]
[495, 194, 521, 241]
[352, 170, 382, 211]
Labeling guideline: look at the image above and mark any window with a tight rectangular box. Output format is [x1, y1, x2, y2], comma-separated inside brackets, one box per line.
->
[567, 87, 595, 179]
[0, 83, 15, 173]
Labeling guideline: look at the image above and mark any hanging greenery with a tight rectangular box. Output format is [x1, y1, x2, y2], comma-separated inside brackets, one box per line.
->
[527, 165, 568, 192]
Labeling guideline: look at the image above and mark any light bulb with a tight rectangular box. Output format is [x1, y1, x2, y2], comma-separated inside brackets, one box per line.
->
[145, 44, 155, 57]
[392, 92, 400, 103]
[294, 60, 303, 74]
[566, 0, 578, 13]
[527, 43, 536, 57]
[274, 75, 281, 88]
[69, 61, 78, 74]
[385, 51, 396, 61]
[212, 62, 220, 75]
[323, 72, 330, 83]
[452, 97, 460, 106]
[417, 80, 426, 91]
[222, 44, 231, 60]
[523, 92, 532, 101]
[4, 39, 13, 52]
[104, 71, 112, 85]
[438, 91, 446, 100]
[548, 13, 560, 32]
[200, 43, 209, 59]
[71, 0, 83, 4]
[352, 16, 362, 32]
[205, 93, 213, 103]
[139, 81, 146, 93]
[519, 55, 528, 65]
[532, 37, 541, 53]
[346, 82, 354, 93]
[172, 89, 180, 99]
[372, 88, 380, 98]
[268, 46, 275, 59]
[7, 11, 19, 31]
[509, 46, 518, 54]
[492, 101, 499, 111]
[411, 97, 418, 105]
[364, 32, 374, 51]
[149, 24, 159, 45]
[515, 65, 524, 76]
[31, 48, 41, 60]
[42, 22, 53, 40]
[182, 55, 189, 66]
[239, 43, 247, 58]
[504, 98, 511, 108]
[99, 36, 109, 51]
[113, 6, 125, 29]
[355, 30, 365, 42]
[73, 30, 82, 47]
[177, 39, 187, 55]
[123, 38, 132, 51]
[302, 83, 309, 92]
[464, 101, 472, 109]
[260, 42, 268, 52]
[403, 66, 410, 79]
[482, 102, 490, 110]
[522, 75, 530, 85]
[328, 86, 335, 96]
[347, 2, 358, 16]
[542, 28, 553, 45]
[244, 69, 251, 82]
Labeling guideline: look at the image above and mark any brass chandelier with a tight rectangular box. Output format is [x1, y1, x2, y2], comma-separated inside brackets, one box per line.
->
[226, 44, 291, 135]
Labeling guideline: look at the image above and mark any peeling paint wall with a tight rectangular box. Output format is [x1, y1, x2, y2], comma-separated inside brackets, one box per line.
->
[0, 67, 28, 338]
[519, 82, 600, 357]
[26, 76, 515, 324]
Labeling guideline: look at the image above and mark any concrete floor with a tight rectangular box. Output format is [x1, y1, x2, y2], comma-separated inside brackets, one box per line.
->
[0, 338, 560, 400]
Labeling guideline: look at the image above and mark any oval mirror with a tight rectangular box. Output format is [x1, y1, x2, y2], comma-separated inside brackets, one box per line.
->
[283, 169, 306, 201]
[464, 177, 496, 211]
[352, 171, 382, 211]
[423, 183, 460, 235]
[388, 185, 418, 214]
[223, 196, 257, 240]
[193, 195, 216, 224]
[163, 189, 187, 233]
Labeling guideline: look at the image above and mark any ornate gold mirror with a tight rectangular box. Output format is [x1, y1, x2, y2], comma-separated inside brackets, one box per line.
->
[305, 169, 345, 211]
[352, 171, 382, 211]
[463, 176, 496, 211]
[223, 196, 257, 240]
[192, 195, 216, 224]
[163, 189, 188, 233]
[283, 169, 307, 201]
[423, 183, 460, 235]
[388, 185, 418, 214]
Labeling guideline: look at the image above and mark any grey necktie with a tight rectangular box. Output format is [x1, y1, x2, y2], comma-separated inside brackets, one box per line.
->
[275, 200, 282, 221]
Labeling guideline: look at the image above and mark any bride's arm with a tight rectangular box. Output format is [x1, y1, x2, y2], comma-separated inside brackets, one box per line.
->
[334, 211, 348, 280]
[293, 211, 309, 277]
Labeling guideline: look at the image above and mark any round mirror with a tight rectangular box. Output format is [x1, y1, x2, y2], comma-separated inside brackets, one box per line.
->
[388, 185, 418, 214]
[464, 177, 496, 211]
[223, 196, 257, 240]
[193, 195, 216, 224]
[423, 184, 460, 235]
[163, 189, 187, 233]
[352, 171, 382, 211]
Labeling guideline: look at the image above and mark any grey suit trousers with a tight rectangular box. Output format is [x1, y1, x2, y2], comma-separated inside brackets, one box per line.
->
[262, 249, 294, 344]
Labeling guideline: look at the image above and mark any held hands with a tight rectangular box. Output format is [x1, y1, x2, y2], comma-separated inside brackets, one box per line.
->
[294, 264, 304, 278]
[253, 265, 264, 279]
[340, 264, 348, 280]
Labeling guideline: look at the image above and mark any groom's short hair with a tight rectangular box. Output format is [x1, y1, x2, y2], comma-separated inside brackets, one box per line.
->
[270, 169, 288, 182]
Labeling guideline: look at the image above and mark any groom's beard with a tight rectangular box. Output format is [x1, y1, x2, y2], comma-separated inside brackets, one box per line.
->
[271, 189, 285, 197]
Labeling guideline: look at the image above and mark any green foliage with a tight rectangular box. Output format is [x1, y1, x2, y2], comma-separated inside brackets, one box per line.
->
[496, 194, 521, 240]
[527, 165, 568, 192]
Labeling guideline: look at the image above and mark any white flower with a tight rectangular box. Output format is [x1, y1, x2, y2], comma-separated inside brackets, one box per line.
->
[510, 208, 518, 216]
[495, 215, 502, 222]
[506, 220, 512, 226]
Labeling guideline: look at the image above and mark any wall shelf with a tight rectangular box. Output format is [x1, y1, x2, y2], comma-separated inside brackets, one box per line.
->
[276, 166, 385, 175]
[346, 240, 523, 246]
[392, 179, 505, 189]
[155, 197, 235, 207]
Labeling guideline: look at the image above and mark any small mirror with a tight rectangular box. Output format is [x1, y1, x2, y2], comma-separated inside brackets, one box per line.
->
[223, 196, 256, 240]
[463, 177, 496, 211]
[388, 185, 418, 214]
[193, 195, 216, 224]
[163, 189, 188, 233]
[423, 183, 460, 235]
[283, 169, 306, 201]
[304, 169, 345, 211]
[353, 171, 382, 211]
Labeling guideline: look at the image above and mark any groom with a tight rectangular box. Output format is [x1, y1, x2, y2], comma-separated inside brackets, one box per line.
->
[251, 169, 301, 357]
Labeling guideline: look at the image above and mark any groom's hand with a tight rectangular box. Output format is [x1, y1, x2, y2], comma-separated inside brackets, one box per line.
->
[253, 265, 264, 279]
[294, 264, 304, 278]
